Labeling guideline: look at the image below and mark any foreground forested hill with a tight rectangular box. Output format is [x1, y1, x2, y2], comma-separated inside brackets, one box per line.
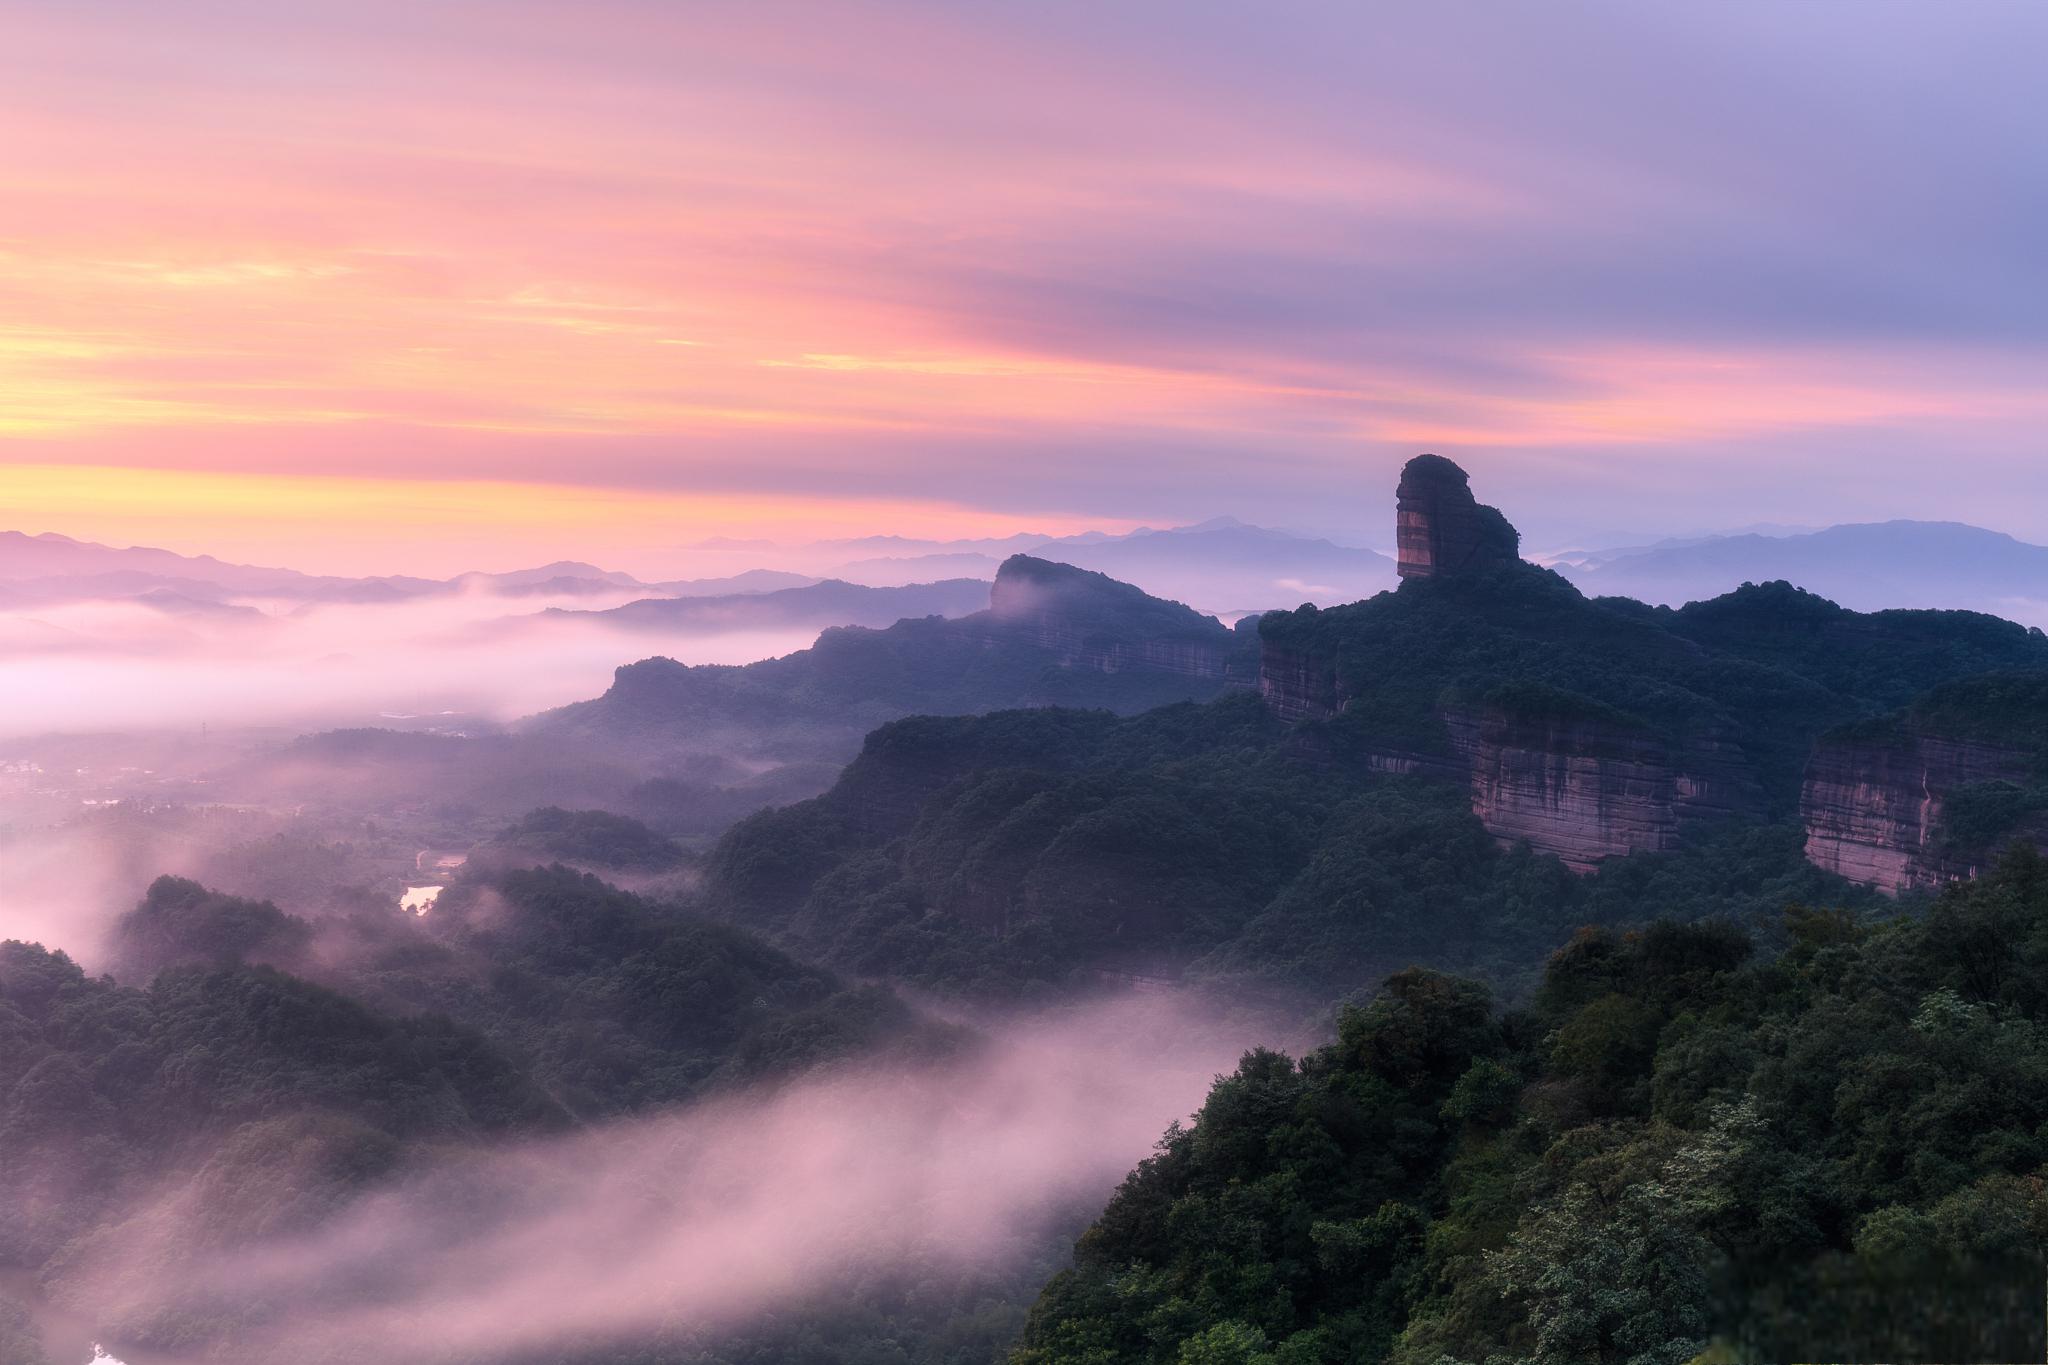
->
[1013, 847, 2048, 1365]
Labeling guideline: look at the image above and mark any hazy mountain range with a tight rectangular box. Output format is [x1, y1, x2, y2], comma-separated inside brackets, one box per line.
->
[0, 530, 814, 609]
[6, 514, 2047, 672]
[1553, 519, 2048, 620]
[538, 577, 995, 634]
[0, 519, 1395, 618]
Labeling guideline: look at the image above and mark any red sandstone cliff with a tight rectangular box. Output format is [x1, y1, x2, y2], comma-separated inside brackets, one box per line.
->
[1442, 708, 1761, 871]
[1801, 730, 2037, 893]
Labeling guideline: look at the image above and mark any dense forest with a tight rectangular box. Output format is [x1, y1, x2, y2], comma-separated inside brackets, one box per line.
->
[1261, 567, 2048, 804]
[702, 694, 1880, 1004]
[1013, 848, 2048, 1364]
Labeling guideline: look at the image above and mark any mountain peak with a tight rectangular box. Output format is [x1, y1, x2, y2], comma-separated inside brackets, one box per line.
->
[991, 554, 1215, 631]
[1394, 454, 1521, 580]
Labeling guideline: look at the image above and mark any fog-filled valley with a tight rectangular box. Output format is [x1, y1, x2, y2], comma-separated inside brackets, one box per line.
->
[15, 1, 2048, 1357]
[7, 456, 2048, 1363]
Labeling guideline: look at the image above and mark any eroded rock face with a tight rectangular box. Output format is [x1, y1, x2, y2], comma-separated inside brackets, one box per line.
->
[1258, 453, 1766, 869]
[1802, 731, 2036, 892]
[1257, 643, 1340, 721]
[1336, 708, 1761, 871]
[1442, 708, 1761, 871]
[1259, 689, 1767, 870]
[1395, 454, 1520, 580]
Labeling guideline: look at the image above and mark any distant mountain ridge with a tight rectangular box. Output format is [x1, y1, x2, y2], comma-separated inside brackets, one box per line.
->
[0, 530, 818, 607]
[13, 509, 2048, 625]
[826, 519, 1396, 611]
[1559, 518, 2048, 620]
[529, 554, 1258, 762]
[540, 577, 993, 633]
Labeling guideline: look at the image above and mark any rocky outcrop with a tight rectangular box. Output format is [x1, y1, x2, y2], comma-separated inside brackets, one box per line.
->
[1260, 453, 1766, 868]
[1257, 643, 1340, 722]
[1441, 707, 1761, 871]
[1396, 454, 1520, 580]
[1271, 695, 1765, 870]
[1802, 730, 2038, 892]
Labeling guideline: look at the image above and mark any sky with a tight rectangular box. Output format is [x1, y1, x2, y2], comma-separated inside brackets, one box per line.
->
[2, 0, 2044, 575]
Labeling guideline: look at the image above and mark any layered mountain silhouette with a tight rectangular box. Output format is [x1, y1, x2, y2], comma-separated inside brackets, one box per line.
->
[0, 530, 815, 608]
[688, 456, 2048, 1008]
[529, 555, 1258, 761]
[828, 517, 1397, 611]
[538, 577, 992, 633]
[1558, 519, 2048, 620]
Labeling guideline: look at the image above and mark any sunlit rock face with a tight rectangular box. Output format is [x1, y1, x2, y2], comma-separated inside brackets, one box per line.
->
[1394, 454, 1520, 580]
[1802, 729, 2039, 893]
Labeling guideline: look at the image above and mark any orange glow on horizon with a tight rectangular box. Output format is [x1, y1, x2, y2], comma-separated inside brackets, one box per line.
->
[4, 2, 2045, 555]
[0, 465, 1141, 578]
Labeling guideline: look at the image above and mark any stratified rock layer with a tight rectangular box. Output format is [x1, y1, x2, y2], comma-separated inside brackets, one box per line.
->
[1256, 642, 1340, 722]
[1262, 453, 1763, 869]
[1260, 452, 2048, 879]
[1801, 730, 2036, 892]
[1444, 708, 1762, 871]
[1326, 707, 1763, 871]
[1395, 454, 1520, 579]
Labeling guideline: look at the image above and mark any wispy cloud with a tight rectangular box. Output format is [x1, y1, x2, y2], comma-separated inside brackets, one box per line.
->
[2, 0, 2045, 558]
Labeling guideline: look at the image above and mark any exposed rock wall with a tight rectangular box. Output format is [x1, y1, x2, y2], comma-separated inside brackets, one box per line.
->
[1257, 663, 1765, 868]
[1802, 732, 2035, 892]
[1439, 708, 1761, 871]
[1395, 453, 1520, 580]
[1257, 645, 1341, 721]
[1259, 452, 1763, 869]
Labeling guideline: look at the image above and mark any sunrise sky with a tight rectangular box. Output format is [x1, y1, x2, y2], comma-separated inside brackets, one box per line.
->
[3, 0, 2044, 575]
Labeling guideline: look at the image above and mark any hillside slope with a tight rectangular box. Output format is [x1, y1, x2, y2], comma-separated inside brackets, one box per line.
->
[531, 554, 1260, 762]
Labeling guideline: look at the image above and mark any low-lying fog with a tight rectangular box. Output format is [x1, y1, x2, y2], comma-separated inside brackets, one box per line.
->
[0, 587, 822, 739]
[46, 994, 1261, 1365]
[0, 582, 836, 971]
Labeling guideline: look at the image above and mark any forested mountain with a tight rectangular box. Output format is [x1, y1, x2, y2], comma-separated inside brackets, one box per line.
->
[700, 695, 1880, 1004]
[533, 555, 1259, 763]
[693, 462, 2048, 1005]
[107, 866, 955, 1117]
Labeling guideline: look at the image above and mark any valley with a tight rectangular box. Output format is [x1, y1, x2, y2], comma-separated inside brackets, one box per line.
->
[7, 456, 2048, 1361]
